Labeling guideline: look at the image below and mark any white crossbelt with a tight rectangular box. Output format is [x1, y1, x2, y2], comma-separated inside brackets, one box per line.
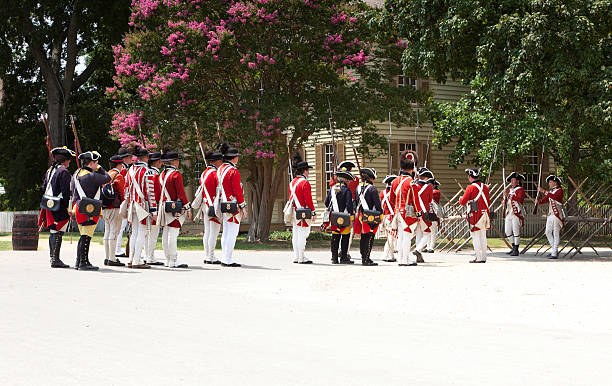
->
[289, 177, 306, 209]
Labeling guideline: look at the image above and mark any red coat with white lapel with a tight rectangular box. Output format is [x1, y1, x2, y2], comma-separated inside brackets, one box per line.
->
[200, 165, 220, 224]
[380, 187, 394, 218]
[290, 174, 315, 228]
[504, 185, 526, 226]
[391, 173, 418, 232]
[218, 161, 245, 224]
[144, 166, 162, 225]
[125, 162, 150, 208]
[410, 179, 433, 230]
[539, 187, 565, 226]
[160, 166, 189, 228]
[459, 180, 491, 231]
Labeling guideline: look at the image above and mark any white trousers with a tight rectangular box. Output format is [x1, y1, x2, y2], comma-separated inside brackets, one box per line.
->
[505, 213, 521, 245]
[162, 226, 180, 265]
[203, 214, 222, 262]
[221, 218, 240, 264]
[397, 229, 415, 265]
[471, 229, 488, 262]
[383, 233, 397, 260]
[129, 219, 147, 265]
[414, 220, 429, 253]
[427, 221, 438, 251]
[545, 215, 563, 257]
[115, 218, 128, 254]
[145, 224, 161, 262]
[103, 208, 122, 261]
[292, 223, 311, 263]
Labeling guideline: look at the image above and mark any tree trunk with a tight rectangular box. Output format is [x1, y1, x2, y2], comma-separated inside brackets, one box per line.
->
[46, 84, 66, 147]
[246, 156, 288, 242]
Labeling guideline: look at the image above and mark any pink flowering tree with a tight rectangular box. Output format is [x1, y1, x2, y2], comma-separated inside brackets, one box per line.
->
[109, 0, 420, 241]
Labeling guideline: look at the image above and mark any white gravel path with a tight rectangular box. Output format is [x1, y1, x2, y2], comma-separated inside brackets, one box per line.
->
[1, 242, 612, 386]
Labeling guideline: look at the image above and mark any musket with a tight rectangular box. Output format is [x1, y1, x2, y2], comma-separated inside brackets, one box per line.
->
[137, 123, 147, 149]
[502, 151, 507, 216]
[193, 122, 208, 167]
[216, 122, 223, 142]
[70, 115, 82, 168]
[42, 114, 53, 163]
[486, 140, 499, 185]
[532, 141, 546, 215]
[327, 97, 338, 174]
[387, 112, 392, 174]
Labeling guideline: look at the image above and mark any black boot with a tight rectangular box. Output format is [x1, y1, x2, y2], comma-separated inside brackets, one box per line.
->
[506, 239, 514, 255]
[50, 232, 69, 268]
[339, 234, 353, 264]
[77, 235, 98, 271]
[510, 244, 519, 256]
[362, 233, 377, 266]
[74, 236, 83, 269]
[331, 234, 341, 264]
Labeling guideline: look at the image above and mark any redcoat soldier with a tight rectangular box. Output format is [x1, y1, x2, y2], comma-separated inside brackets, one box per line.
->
[217, 143, 247, 267]
[459, 168, 491, 263]
[102, 154, 126, 267]
[538, 175, 565, 259]
[199, 150, 223, 264]
[144, 152, 163, 265]
[289, 160, 316, 264]
[390, 150, 418, 266]
[324, 170, 355, 264]
[328, 161, 360, 198]
[39, 147, 76, 268]
[503, 172, 526, 256]
[380, 175, 397, 262]
[158, 151, 192, 268]
[411, 167, 434, 263]
[71, 151, 111, 270]
[115, 147, 133, 257]
[426, 179, 442, 253]
[125, 147, 155, 269]
[353, 168, 382, 266]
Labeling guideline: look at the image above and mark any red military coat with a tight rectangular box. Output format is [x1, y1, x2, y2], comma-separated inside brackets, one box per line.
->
[391, 173, 418, 232]
[432, 189, 441, 204]
[380, 187, 395, 218]
[107, 168, 126, 209]
[218, 161, 245, 224]
[200, 165, 220, 224]
[410, 180, 433, 231]
[144, 167, 161, 225]
[539, 187, 565, 226]
[160, 166, 189, 228]
[290, 175, 315, 228]
[504, 185, 526, 226]
[459, 180, 491, 231]
[329, 175, 360, 199]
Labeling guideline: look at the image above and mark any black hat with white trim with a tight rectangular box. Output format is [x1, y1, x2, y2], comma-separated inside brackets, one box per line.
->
[506, 172, 525, 183]
[383, 174, 397, 185]
[335, 170, 356, 181]
[360, 168, 377, 180]
[546, 174, 563, 185]
[51, 146, 76, 158]
[78, 151, 101, 163]
[338, 161, 356, 171]
[465, 168, 481, 178]
[418, 167, 434, 179]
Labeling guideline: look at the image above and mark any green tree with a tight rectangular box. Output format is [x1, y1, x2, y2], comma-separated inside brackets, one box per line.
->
[389, 0, 612, 185]
[110, 0, 422, 241]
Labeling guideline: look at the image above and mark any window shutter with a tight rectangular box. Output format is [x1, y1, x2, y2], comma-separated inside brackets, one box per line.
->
[418, 141, 431, 169]
[419, 77, 430, 91]
[315, 144, 324, 201]
[336, 142, 345, 163]
[391, 141, 400, 173]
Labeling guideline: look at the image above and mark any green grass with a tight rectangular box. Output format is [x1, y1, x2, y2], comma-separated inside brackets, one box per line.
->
[0, 241, 11, 251]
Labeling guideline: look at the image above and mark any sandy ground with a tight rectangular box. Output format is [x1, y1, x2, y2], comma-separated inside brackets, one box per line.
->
[1, 240, 612, 386]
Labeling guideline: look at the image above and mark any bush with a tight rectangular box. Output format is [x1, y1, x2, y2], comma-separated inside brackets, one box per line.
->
[268, 230, 332, 241]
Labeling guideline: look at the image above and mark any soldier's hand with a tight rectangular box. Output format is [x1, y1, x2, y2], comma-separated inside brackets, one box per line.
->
[312, 215, 317, 222]
[240, 207, 247, 219]
[187, 210, 193, 220]
[152, 214, 158, 223]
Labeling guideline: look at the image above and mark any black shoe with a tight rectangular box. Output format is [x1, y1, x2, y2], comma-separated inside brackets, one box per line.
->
[339, 259, 354, 264]
[425, 249, 435, 253]
[211, 260, 222, 265]
[76, 236, 98, 271]
[299, 260, 313, 264]
[407, 262, 418, 266]
[331, 259, 339, 264]
[510, 245, 519, 256]
[398, 262, 418, 266]
[383, 258, 397, 262]
[146, 261, 164, 266]
[548, 255, 558, 259]
[104, 259, 126, 267]
[362, 260, 378, 266]
[414, 250, 424, 263]
[293, 260, 299, 263]
[115, 252, 127, 258]
[221, 262, 241, 267]
[169, 263, 189, 268]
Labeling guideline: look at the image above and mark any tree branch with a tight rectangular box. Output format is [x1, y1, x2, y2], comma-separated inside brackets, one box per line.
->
[71, 54, 100, 92]
[63, 1, 80, 93]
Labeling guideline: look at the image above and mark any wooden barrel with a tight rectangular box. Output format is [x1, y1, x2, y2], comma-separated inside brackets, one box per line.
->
[12, 214, 39, 251]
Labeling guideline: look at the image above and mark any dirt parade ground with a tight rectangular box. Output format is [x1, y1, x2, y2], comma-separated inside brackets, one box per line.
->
[2, 241, 612, 386]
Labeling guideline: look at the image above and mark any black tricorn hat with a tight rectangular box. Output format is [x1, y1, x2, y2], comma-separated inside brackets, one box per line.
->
[110, 155, 124, 163]
[383, 174, 397, 185]
[465, 168, 481, 178]
[506, 172, 525, 183]
[295, 161, 313, 170]
[134, 147, 149, 157]
[429, 179, 441, 187]
[149, 152, 162, 162]
[205, 151, 223, 161]
[338, 161, 356, 171]
[335, 170, 355, 181]
[546, 174, 563, 184]
[117, 147, 132, 157]
[360, 168, 377, 180]
[418, 167, 434, 179]
[51, 146, 76, 158]
[161, 151, 180, 161]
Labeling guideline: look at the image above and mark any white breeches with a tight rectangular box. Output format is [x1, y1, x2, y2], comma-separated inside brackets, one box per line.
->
[203, 214, 222, 262]
[414, 220, 429, 252]
[115, 218, 128, 254]
[129, 220, 147, 265]
[505, 213, 521, 245]
[162, 226, 180, 263]
[545, 215, 563, 257]
[221, 219, 240, 264]
[145, 224, 160, 262]
[292, 223, 311, 263]
[397, 229, 415, 265]
[427, 221, 438, 251]
[103, 208, 122, 261]
[384, 232, 397, 259]
[471, 229, 488, 262]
